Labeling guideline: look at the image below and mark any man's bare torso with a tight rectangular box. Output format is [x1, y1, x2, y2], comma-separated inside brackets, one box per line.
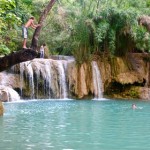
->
[25, 19, 34, 28]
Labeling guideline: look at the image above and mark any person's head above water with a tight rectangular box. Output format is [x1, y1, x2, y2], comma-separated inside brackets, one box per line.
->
[132, 103, 137, 109]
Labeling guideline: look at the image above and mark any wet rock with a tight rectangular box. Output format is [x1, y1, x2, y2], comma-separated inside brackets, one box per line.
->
[0, 102, 4, 116]
[138, 87, 150, 100]
[0, 53, 149, 100]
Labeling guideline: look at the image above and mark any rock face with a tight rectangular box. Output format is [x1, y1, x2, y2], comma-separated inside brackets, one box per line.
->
[0, 53, 149, 100]
[0, 102, 4, 116]
[100, 53, 150, 99]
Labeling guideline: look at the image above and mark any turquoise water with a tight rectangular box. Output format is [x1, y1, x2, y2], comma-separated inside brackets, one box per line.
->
[0, 99, 150, 150]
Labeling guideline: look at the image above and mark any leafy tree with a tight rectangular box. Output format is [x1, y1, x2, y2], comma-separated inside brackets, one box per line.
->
[1, 0, 150, 61]
[0, 0, 34, 54]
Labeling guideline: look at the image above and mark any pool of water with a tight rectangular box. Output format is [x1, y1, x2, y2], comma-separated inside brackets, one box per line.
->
[0, 99, 150, 150]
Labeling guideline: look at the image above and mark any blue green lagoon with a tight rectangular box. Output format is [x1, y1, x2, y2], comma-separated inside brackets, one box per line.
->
[0, 99, 150, 150]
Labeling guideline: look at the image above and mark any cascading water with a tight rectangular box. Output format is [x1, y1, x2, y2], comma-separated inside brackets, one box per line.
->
[91, 61, 103, 99]
[44, 61, 52, 98]
[20, 61, 34, 99]
[57, 61, 68, 99]
[20, 63, 24, 97]
[18, 59, 103, 100]
[7, 87, 20, 101]
[0, 85, 20, 102]
[18, 59, 69, 99]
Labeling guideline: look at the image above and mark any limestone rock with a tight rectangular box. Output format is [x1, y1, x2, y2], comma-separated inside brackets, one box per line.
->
[0, 72, 20, 88]
[138, 87, 150, 100]
[0, 102, 4, 116]
[0, 53, 149, 100]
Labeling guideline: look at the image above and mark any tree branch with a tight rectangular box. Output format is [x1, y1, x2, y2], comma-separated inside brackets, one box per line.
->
[0, 49, 38, 72]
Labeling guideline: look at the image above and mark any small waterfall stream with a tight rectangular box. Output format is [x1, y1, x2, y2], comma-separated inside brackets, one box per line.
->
[20, 63, 24, 97]
[44, 61, 52, 98]
[91, 61, 103, 99]
[20, 62, 35, 99]
[0, 85, 20, 102]
[57, 61, 68, 99]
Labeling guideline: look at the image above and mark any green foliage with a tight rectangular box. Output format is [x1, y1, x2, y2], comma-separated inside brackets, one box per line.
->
[95, 21, 110, 43]
[71, 18, 92, 64]
[36, 0, 150, 61]
[0, 0, 38, 53]
[1, 0, 150, 60]
[0, 44, 10, 55]
[129, 89, 139, 98]
[94, 7, 140, 55]
[132, 26, 150, 52]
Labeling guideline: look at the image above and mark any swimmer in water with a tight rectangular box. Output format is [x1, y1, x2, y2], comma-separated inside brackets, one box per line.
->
[132, 103, 137, 109]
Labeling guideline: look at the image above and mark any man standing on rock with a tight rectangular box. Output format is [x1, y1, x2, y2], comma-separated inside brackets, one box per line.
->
[22, 16, 40, 49]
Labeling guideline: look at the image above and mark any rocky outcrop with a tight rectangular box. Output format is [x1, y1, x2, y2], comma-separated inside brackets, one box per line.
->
[68, 62, 93, 98]
[138, 87, 150, 99]
[0, 102, 4, 116]
[0, 53, 149, 100]
[101, 53, 150, 99]
[67, 53, 150, 100]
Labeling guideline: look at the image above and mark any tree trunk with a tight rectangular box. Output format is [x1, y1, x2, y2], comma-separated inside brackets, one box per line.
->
[31, 0, 57, 50]
[0, 49, 37, 72]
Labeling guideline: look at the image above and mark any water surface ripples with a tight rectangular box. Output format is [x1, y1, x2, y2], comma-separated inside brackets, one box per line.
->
[0, 99, 150, 150]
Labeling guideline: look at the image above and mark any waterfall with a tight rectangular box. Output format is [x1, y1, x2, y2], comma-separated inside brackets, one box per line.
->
[20, 63, 24, 97]
[57, 61, 68, 99]
[20, 60, 51, 99]
[0, 85, 20, 102]
[20, 61, 34, 99]
[91, 61, 103, 99]
[26, 62, 35, 99]
[44, 61, 52, 98]
[7, 87, 20, 101]
[18, 59, 69, 99]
